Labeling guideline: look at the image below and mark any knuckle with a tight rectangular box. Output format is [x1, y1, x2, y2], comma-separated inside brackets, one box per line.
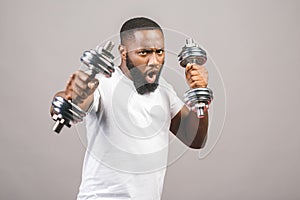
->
[74, 70, 81, 76]
[79, 90, 87, 99]
[191, 76, 197, 81]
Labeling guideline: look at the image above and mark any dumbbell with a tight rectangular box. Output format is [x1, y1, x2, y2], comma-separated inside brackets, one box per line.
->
[178, 38, 213, 118]
[51, 41, 115, 133]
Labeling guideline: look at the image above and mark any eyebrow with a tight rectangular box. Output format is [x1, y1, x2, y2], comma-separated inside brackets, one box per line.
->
[137, 48, 165, 53]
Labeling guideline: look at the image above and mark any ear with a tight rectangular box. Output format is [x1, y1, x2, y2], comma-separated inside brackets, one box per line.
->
[118, 45, 126, 61]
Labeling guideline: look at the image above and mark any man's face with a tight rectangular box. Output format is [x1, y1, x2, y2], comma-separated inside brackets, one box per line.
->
[124, 29, 165, 94]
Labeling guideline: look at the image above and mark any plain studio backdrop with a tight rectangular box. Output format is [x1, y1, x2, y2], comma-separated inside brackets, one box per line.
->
[1, 0, 300, 199]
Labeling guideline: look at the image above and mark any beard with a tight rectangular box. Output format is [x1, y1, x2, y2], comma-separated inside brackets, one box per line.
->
[126, 54, 163, 95]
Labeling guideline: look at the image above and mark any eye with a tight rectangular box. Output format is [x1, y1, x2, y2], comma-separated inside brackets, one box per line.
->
[138, 50, 148, 56]
[156, 49, 164, 55]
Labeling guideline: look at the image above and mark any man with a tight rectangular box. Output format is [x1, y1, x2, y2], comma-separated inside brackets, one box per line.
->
[51, 17, 209, 200]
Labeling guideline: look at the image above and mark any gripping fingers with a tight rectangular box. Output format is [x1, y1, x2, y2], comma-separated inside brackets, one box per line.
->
[190, 80, 207, 89]
[74, 77, 99, 99]
[185, 64, 208, 88]
[73, 82, 88, 98]
[65, 70, 99, 102]
[188, 75, 208, 88]
[76, 70, 90, 82]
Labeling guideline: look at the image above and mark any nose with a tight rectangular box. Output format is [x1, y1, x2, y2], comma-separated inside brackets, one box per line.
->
[148, 52, 159, 66]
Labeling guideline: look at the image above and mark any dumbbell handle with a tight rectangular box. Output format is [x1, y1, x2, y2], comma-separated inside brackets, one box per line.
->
[196, 103, 205, 118]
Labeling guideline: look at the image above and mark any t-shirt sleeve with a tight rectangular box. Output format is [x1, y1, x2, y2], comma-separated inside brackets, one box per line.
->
[162, 80, 185, 119]
[89, 88, 101, 113]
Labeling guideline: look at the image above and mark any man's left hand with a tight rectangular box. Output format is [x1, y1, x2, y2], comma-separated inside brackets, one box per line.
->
[185, 63, 208, 89]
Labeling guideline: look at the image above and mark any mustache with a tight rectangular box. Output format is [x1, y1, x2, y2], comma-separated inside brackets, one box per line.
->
[144, 66, 160, 75]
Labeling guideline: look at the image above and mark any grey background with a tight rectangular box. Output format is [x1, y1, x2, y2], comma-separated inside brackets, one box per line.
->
[1, 0, 300, 199]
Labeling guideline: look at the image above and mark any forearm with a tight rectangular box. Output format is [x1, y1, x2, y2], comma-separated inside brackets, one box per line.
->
[170, 105, 209, 149]
[182, 109, 208, 149]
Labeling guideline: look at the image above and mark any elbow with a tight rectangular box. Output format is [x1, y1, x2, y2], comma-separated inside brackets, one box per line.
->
[187, 136, 207, 149]
[188, 144, 204, 149]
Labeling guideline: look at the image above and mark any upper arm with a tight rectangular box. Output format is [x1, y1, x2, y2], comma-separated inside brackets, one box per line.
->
[169, 105, 189, 136]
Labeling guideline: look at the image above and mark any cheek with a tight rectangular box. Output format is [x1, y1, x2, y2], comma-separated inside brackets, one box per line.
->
[129, 54, 148, 68]
[135, 65, 147, 74]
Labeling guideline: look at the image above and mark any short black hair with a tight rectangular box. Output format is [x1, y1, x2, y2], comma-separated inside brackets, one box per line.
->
[120, 17, 163, 44]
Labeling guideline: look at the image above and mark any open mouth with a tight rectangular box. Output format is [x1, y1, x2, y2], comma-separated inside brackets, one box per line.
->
[145, 70, 158, 83]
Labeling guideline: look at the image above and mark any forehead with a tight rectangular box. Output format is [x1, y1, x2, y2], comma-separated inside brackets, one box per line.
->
[126, 29, 164, 51]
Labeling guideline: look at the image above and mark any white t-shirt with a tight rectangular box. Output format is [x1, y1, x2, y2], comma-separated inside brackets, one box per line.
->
[77, 67, 184, 200]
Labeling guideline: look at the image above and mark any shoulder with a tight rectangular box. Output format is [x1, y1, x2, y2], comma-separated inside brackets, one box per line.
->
[159, 77, 177, 94]
[159, 77, 172, 88]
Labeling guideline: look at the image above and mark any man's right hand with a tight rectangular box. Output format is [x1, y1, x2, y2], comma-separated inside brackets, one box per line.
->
[50, 70, 99, 116]
[64, 70, 99, 104]
[50, 70, 99, 131]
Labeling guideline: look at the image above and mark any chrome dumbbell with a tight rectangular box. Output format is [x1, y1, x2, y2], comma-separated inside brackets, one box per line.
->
[51, 41, 115, 133]
[178, 38, 213, 118]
